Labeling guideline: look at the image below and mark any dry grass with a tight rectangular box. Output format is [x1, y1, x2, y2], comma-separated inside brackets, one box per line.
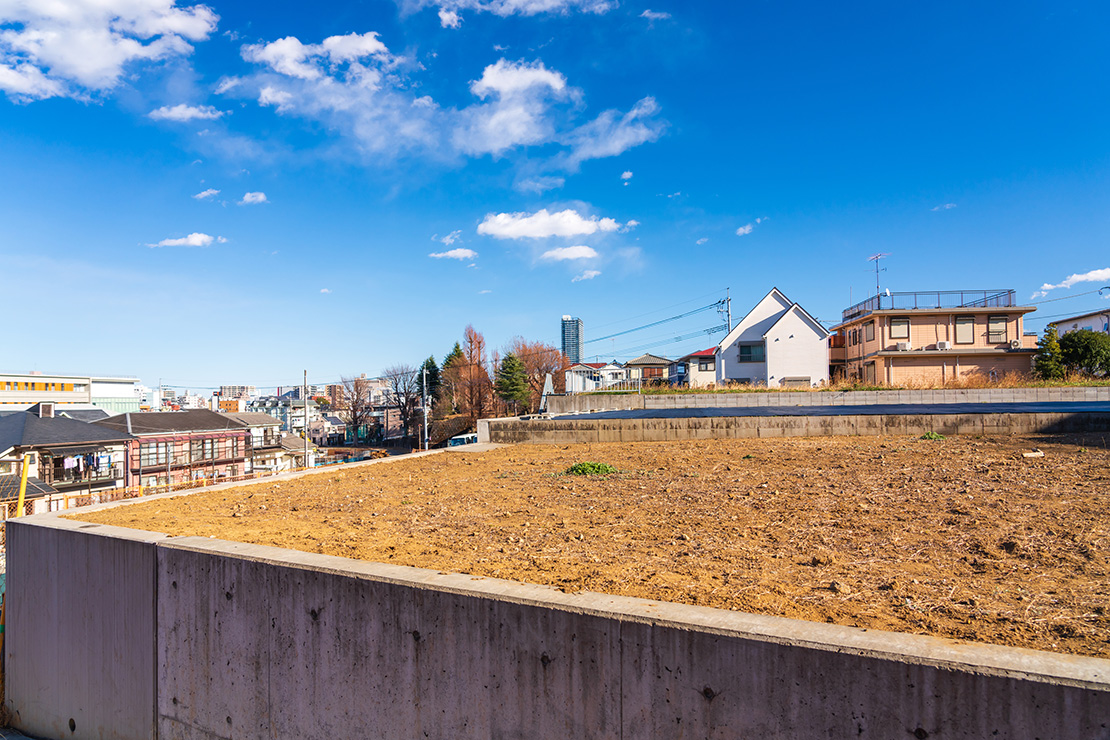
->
[632, 372, 1110, 395]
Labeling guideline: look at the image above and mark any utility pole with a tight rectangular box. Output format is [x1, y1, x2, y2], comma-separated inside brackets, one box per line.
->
[422, 366, 429, 451]
[303, 370, 309, 469]
[726, 288, 732, 331]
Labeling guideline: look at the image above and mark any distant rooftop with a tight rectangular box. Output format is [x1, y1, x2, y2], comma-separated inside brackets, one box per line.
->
[842, 290, 1019, 321]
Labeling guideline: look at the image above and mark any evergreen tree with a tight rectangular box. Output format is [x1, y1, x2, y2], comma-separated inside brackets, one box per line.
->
[1059, 328, 1110, 377]
[1033, 324, 1065, 380]
[439, 342, 465, 415]
[494, 353, 530, 413]
[417, 355, 440, 401]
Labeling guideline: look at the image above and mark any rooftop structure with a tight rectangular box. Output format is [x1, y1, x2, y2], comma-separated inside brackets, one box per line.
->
[842, 289, 1018, 322]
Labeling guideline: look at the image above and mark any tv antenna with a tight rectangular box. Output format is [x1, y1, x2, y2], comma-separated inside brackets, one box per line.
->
[868, 253, 890, 296]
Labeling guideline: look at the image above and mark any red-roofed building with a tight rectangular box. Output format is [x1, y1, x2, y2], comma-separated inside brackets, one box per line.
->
[670, 348, 718, 387]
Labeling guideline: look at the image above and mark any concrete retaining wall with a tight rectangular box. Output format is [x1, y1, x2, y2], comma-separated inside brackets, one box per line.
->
[546, 386, 1110, 415]
[487, 411, 1110, 445]
[6, 513, 1110, 739]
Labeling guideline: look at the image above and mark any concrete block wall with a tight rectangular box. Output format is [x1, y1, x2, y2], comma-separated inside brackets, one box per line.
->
[545, 386, 1110, 414]
[486, 412, 1110, 445]
[7, 514, 1110, 739]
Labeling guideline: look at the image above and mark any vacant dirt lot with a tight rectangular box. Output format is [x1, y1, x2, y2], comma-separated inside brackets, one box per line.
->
[74, 434, 1110, 657]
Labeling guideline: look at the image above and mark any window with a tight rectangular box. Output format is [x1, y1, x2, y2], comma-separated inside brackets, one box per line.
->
[698, 359, 715, 372]
[890, 318, 910, 340]
[738, 343, 765, 362]
[955, 316, 975, 344]
[231, 437, 240, 458]
[988, 315, 1008, 343]
[864, 321, 875, 342]
[643, 367, 663, 379]
[140, 442, 169, 466]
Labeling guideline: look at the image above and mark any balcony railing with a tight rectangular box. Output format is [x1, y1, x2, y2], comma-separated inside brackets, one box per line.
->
[842, 290, 1017, 321]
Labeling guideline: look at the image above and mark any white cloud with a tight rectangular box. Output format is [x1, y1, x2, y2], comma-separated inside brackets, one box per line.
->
[454, 59, 568, 155]
[1031, 268, 1110, 298]
[572, 269, 601, 282]
[696, 237, 708, 245]
[640, 9, 671, 20]
[435, 230, 462, 246]
[736, 224, 753, 236]
[0, 0, 218, 102]
[399, 0, 614, 18]
[540, 245, 597, 261]
[478, 289, 492, 294]
[621, 170, 632, 179]
[146, 232, 221, 248]
[149, 103, 226, 121]
[192, 188, 219, 199]
[438, 8, 462, 27]
[666, 191, 681, 198]
[242, 33, 389, 80]
[931, 203, 957, 211]
[478, 208, 620, 239]
[320, 288, 331, 293]
[430, 247, 478, 260]
[560, 97, 664, 169]
[239, 191, 268, 205]
[515, 175, 564, 193]
[620, 219, 639, 232]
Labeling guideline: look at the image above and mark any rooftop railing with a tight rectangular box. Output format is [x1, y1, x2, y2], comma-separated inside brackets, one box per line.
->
[842, 290, 1017, 321]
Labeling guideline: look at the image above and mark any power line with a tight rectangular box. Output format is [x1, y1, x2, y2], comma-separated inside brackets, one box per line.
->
[586, 288, 727, 332]
[585, 301, 724, 344]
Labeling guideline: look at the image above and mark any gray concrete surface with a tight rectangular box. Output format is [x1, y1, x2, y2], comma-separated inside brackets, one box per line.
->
[6, 516, 164, 740]
[487, 404, 1110, 444]
[6, 505, 1110, 739]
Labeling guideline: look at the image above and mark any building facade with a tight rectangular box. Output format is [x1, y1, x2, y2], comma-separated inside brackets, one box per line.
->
[561, 315, 584, 365]
[95, 410, 251, 489]
[1054, 310, 1110, 335]
[830, 289, 1037, 384]
[0, 372, 143, 413]
[716, 288, 831, 388]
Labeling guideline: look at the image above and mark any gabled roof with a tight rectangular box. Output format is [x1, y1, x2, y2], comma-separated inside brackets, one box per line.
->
[222, 412, 282, 428]
[717, 287, 793, 350]
[764, 303, 831, 339]
[625, 353, 671, 366]
[677, 347, 717, 361]
[0, 476, 56, 499]
[568, 362, 606, 370]
[0, 412, 133, 456]
[96, 409, 247, 436]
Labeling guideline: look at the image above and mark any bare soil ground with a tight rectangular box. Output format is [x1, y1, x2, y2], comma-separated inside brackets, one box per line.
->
[74, 434, 1110, 657]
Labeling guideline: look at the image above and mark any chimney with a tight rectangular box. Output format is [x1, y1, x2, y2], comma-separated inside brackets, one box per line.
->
[39, 402, 55, 418]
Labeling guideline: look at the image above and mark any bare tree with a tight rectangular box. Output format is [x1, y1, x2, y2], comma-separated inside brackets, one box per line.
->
[338, 374, 373, 444]
[460, 325, 492, 424]
[505, 337, 566, 412]
[383, 364, 422, 444]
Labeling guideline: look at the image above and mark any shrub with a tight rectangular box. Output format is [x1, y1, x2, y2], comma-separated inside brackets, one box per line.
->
[565, 462, 617, 476]
[920, 431, 946, 441]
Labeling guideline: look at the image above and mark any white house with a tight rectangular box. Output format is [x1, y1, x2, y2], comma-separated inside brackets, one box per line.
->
[1055, 310, 1109, 335]
[716, 288, 831, 388]
[670, 348, 718, 387]
[565, 362, 626, 393]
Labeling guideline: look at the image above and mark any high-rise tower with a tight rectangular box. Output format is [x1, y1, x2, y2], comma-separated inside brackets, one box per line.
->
[561, 315, 584, 364]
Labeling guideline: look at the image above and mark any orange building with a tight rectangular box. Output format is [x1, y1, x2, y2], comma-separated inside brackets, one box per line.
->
[830, 290, 1037, 385]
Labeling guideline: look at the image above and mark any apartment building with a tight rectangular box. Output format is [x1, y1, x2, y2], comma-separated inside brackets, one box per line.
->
[95, 410, 250, 489]
[0, 372, 143, 413]
[830, 289, 1037, 384]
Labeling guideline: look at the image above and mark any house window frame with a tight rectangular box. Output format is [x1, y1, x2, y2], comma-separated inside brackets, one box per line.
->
[738, 342, 766, 363]
[987, 315, 1008, 344]
[889, 317, 910, 340]
[698, 359, 715, 372]
[864, 321, 875, 342]
[955, 315, 975, 345]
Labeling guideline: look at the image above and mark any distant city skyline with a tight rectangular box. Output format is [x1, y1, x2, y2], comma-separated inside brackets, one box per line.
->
[3, 1, 1109, 389]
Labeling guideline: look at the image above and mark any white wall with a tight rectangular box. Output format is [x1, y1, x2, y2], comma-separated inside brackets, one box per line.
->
[717, 291, 792, 384]
[764, 309, 830, 387]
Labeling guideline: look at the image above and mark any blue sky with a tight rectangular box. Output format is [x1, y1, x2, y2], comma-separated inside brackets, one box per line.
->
[2, 0, 1109, 390]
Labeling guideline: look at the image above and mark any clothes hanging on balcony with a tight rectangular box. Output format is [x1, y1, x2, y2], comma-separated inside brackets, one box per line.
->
[63, 457, 77, 470]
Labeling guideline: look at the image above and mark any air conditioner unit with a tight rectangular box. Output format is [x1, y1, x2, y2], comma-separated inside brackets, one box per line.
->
[937, 341, 952, 350]
[897, 342, 912, 351]
[1009, 339, 1022, 350]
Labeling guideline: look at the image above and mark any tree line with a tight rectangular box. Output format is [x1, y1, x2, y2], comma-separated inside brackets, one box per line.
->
[333, 325, 567, 445]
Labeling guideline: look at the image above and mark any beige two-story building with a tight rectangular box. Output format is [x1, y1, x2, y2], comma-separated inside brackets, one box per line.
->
[830, 290, 1037, 385]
